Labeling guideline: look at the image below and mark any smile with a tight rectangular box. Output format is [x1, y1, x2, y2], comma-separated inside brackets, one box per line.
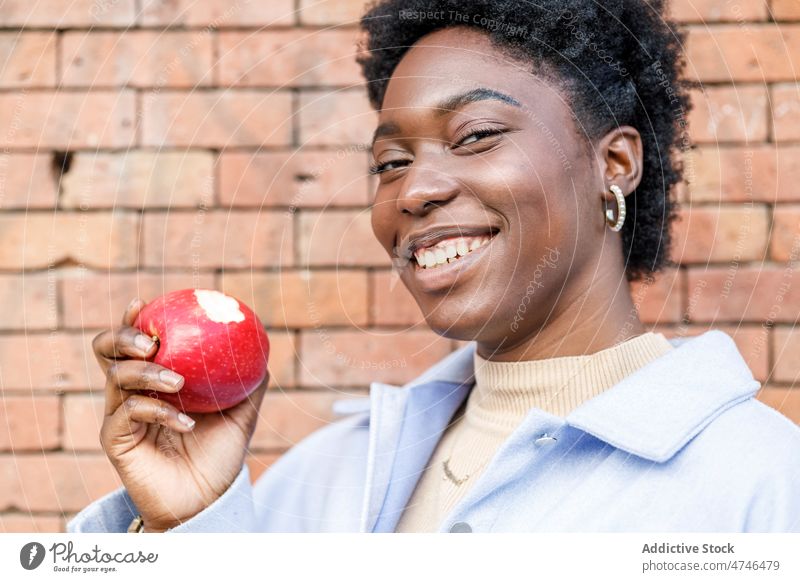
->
[407, 230, 499, 293]
[412, 234, 492, 268]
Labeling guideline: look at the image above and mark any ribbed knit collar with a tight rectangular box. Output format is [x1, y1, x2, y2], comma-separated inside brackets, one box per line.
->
[466, 332, 674, 433]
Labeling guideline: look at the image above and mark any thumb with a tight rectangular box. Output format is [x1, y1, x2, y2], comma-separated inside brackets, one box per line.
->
[224, 373, 269, 437]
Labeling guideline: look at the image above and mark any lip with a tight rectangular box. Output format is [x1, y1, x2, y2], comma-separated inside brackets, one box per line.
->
[406, 230, 499, 293]
[398, 224, 500, 260]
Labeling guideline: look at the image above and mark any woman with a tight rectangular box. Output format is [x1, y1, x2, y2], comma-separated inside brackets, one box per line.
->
[68, 0, 800, 533]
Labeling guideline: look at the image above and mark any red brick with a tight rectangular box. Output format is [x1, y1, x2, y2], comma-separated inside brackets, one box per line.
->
[0, 333, 105, 391]
[771, 327, 800, 383]
[756, 385, 800, 424]
[0, 91, 135, 149]
[60, 271, 215, 329]
[663, 324, 770, 381]
[0, 273, 57, 330]
[0, 32, 56, 87]
[219, 270, 369, 328]
[0, 154, 58, 209]
[772, 0, 800, 20]
[0, 212, 139, 270]
[299, 0, 367, 24]
[298, 89, 377, 146]
[3, 212, 139, 269]
[0, 514, 62, 533]
[0, 454, 121, 512]
[628, 268, 684, 324]
[688, 86, 768, 143]
[219, 30, 361, 88]
[668, 0, 768, 22]
[251, 390, 362, 450]
[298, 209, 387, 267]
[686, 25, 800, 82]
[674, 179, 690, 205]
[686, 145, 800, 203]
[0, 396, 60, 451]
[370, 269, 425, 327]
[143, 210, 292, 269]
[0, 0, 136, 26]
[262, 331, 296, 389]
[141, 91, 292, 148]
[298, 329, 453, 387]
[140, 0, 294, 26]
[772, 83, 800, 141]
[770, 205, 800, 261]
[670, 205, 769, 264]
[219, 150, 370, 207]
[62, 394, 103, 451]
[61, 152, 215, 209]
[61, 31, 214, 88]
[686, 266, 800, 323]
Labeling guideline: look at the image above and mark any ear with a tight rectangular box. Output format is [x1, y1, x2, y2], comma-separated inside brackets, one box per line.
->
[595, 125, 643, 199]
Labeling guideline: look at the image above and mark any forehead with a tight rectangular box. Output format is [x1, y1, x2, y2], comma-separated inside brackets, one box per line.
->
[379, 26, 559, 117]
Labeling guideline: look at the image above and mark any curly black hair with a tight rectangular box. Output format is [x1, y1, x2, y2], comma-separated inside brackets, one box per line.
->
[356, 0, 692, 282]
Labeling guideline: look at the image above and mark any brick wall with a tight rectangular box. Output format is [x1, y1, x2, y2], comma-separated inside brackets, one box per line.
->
[0, 0, 798, 532]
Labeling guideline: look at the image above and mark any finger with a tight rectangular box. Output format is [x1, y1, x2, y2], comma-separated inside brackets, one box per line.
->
[104, 360, 185, 415]
[122, 297, 146, 327]
[92, 326, 158, 370]
[102, 394, 195, 454]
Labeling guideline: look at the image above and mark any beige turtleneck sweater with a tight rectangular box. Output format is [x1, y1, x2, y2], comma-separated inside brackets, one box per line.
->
[394, 332, 674, 532]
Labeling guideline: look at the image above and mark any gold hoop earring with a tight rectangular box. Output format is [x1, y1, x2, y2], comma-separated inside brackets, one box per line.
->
[605, 184, 626, 232]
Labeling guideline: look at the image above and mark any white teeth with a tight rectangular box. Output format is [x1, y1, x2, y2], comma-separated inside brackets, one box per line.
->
[424, 250, 436, 268]
[413, 233, 495, 269]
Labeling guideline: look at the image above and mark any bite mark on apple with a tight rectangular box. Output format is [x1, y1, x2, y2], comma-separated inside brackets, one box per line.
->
[193, 289, 245, 324]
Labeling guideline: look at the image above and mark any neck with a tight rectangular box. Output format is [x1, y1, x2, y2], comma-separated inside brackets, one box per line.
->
[477, 257, 644, 362]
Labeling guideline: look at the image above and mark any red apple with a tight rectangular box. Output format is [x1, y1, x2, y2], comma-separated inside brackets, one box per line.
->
[133, 289, 269, 413]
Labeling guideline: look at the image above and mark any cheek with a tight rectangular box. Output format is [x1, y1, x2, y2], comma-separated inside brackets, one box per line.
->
[477, 153, 579, 253]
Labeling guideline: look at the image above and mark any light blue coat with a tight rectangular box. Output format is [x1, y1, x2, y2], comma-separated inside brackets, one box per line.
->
[68, 330, 800, 533]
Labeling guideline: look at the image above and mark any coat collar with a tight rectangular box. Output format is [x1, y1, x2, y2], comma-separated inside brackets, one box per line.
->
[565, 330, 760, 462]
[359, 330, 760, 531]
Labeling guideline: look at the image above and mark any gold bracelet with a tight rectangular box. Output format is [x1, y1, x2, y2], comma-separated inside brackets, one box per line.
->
[127, 515, 145, 533]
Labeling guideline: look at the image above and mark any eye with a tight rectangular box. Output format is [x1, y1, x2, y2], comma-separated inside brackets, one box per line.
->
[368, 159, 410, 175]
[454, 127, 504, 148]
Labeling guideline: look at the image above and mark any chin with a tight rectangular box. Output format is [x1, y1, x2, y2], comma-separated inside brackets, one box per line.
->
[420, 302, 501, 343]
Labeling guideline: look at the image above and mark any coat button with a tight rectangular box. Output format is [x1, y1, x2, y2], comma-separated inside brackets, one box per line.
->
[534, 433, 557, 446]
[449, 521, 472, 533]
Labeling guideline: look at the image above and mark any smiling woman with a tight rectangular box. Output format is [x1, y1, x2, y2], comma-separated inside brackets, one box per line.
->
[67, 0, 800, 535]
[361, 1, 688, 360]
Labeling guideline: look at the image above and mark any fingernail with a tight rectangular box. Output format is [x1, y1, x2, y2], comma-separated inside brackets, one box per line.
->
[178, 413, 195, 429]
[126, 298, 140, 312]
[135, 334, 155, 352]
[159, 369, 184, 389]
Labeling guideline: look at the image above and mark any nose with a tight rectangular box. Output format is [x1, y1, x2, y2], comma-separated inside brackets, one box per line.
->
[395, 164, 459, 215]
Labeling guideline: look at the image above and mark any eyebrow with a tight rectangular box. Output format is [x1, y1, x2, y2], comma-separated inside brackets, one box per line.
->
[370, 87, 523, 148]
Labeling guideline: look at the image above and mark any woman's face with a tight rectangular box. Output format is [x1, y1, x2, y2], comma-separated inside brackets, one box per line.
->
[369, 27, 614, 352]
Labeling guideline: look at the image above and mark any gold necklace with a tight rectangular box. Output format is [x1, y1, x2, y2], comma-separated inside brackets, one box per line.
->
[440, 400, 489, 486]
[442, 456, 488, 485]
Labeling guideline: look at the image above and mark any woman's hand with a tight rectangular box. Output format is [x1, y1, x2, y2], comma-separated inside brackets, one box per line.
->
[92, 298, 268, 533]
